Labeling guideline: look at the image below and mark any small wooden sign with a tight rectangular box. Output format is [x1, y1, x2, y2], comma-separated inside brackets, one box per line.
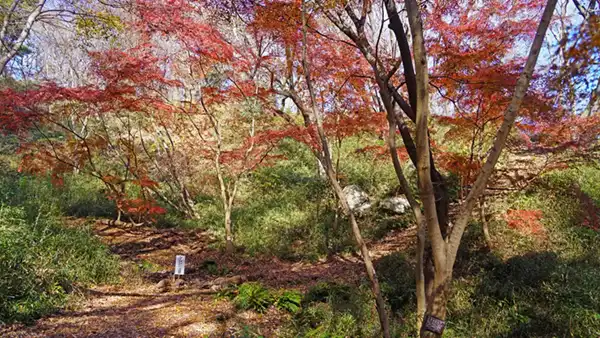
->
[174, 255, 185, 275]
[423, 315, 445, 335]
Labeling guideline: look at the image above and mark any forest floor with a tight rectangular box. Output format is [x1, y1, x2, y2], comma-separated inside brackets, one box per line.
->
[1, 218, 415, 338]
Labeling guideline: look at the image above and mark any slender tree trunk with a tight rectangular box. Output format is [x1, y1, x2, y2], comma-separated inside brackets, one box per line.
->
[224, 205, 234, 254]
[300, 2, 390, 336]
[447, 0, 559, 265]
[380, 88, 428, 330]
[480, 196, 492, 248]
[327, 170, 391, 338]
[420, 272, 450, 338]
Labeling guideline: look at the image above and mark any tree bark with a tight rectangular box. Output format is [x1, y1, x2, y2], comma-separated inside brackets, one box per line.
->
[405, 0, 559, 335]
[224, 205, 234, 254]
[381, 88, 427, 329]
[404, 0, 446, 273]
[480, 196, 492, 248]
[383, 0, 450, 233]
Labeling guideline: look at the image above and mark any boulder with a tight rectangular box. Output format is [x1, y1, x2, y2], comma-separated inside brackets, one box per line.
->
[342, 185, 371, 214]
[156, 279, 170, 293]
[380, 196, 410, 214]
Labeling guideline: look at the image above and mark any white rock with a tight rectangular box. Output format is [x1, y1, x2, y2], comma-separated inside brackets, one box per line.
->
[342, 185, 371, 214]
[380, 196, 411, 214]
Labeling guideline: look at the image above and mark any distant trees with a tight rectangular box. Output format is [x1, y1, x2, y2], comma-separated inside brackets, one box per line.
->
[0, 0, 47, 73]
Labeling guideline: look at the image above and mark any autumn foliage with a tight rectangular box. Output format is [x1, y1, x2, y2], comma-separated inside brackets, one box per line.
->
[505, 209, 545, 235]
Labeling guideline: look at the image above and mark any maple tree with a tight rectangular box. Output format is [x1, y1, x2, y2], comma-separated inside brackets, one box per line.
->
[1, 0, 280, 246]
[305, 0, 569, 336]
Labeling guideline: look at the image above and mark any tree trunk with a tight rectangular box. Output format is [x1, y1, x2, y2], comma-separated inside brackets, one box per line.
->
[420, 271, 450, 338]
[447, 0, 559, 265]
[380, 88, 428, 331]
[416, 1, 558, 335]
[416, 220, 427, 330]
[0, 0, 46, 74]
[224, 206, 234, 254]
[299, 1, 390, 335]
[327, 171, 391, 338]
[480, 196, 492, 248]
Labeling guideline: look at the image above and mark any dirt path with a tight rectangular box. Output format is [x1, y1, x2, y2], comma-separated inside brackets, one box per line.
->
[1, 220, 415, 337]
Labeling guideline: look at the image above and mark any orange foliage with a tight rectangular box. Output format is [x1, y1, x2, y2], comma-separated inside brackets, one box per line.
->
[505, 209, 545, 235]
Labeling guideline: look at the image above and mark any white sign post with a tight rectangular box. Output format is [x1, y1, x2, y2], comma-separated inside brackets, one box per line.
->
[174, 255, 185, 276]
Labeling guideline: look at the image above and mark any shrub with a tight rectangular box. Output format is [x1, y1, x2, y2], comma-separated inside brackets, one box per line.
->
[215, 284, 238, 300]
[439, 165, 600, 337]
[208, 138, 405, 260]
[234, 282, 274, 313]
[275, 290, 302, 314]
[284, 282, 380, 337]
[57, 175, 116, 218]
[375, 252, 415, 314]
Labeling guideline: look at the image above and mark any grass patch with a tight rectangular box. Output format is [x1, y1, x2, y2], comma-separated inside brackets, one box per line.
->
[0, 161, 119, 324]
[0, 205, 119, 324]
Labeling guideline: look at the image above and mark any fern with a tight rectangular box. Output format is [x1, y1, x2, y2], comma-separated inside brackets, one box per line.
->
[275, 290, 302, 313]
[234, 282, 273, 313]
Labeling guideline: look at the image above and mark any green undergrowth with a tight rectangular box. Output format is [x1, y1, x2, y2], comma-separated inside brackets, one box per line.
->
[274, 165, 600, 337]
[0, 205, 119, 325]
[220, 281, 383, 337]
[0, 161, 119, 325]
[282, 282, 383, 337]
[218, 282, 302, 315]
[441, 164, 600, 337]
[192, 139, 412, 260]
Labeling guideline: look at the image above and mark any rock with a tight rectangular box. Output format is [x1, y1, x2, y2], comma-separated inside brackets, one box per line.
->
[174, 279, 185, 289]
[215, 308, 234, 322]
[342, 185, 371, 214]
[156, 279, 170, 293]
[215, 275, 247, 286]
[197, 275, 247, 290]
[380, 196, 411, 214]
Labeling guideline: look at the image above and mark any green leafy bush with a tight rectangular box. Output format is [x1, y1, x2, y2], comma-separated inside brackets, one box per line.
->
[439, 164, 600, 337]
[0, 162, 118, 324]
[57, 175, 116, 218]
[234, 282, 274, 313]
[0, 161, 115, 220]
[200, 138, 406, 260]
[275, 290, 302, 313]
[215, 284, 239, 300]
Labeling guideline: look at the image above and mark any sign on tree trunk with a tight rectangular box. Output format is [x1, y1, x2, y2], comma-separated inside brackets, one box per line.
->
[423, 315, 445, 335]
